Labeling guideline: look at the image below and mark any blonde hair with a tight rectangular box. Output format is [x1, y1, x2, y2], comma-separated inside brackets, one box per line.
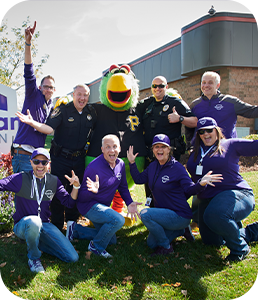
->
[73, 84, 90, 95]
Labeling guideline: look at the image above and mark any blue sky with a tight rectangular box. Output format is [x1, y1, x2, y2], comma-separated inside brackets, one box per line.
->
[1, 0, 257, 100]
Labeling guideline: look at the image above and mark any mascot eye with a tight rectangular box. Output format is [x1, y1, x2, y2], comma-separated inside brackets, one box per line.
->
[109, 64, 120, 74]
[120, 65, 131, 74]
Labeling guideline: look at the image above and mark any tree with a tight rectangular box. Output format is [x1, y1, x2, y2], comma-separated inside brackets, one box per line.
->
[0, 16, 49, 92]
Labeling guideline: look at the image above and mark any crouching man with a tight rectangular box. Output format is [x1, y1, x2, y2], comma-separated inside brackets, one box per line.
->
[66, 134, 142, 258]
[0, 148, 80, 273]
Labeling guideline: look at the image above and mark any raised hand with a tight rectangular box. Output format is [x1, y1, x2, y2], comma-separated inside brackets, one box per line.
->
[168, 106, 180, 123]
[87, 175, 99, 193]
[127, 145, 138, 164]
[200, 170, 223, 187]
[65, 170, 80, 188]
[127, 201, 142, 221]
[25, 21, 36, 43]
[16, 109, 33, 125]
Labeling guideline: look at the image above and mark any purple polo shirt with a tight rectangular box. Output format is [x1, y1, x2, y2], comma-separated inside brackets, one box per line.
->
[13, 63, 53, 148]
[130, 157, 205, 219]
[77, 154, 133, 216]
[187, 138, 257, 199]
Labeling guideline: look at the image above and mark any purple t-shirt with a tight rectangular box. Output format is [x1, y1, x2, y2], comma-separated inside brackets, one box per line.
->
[77, 154, 133, 216]
[13, 63, 53, 148]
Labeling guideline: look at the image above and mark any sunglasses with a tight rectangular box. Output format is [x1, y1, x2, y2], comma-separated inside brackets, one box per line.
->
[32, 159, 49, 166]
[152, 84, 166, 89]
[198, 128, 214, 135]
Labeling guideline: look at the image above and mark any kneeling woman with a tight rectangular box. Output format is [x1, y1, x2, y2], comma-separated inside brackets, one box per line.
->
[127, 134, 222, 256]
[187, 117, 258, 262]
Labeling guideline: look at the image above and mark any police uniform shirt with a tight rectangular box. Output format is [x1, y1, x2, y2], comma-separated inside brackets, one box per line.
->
[46, 101, 96, 151]
[138, 95, 195, 147]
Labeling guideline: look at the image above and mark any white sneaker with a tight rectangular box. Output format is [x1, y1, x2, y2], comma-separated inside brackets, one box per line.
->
[66, 221, 75, 241]
[88, 240, 113, 258]
[28, 259, 45, 273]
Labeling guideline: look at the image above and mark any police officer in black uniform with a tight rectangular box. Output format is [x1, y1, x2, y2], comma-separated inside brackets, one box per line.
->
[16, 84, 97, 231]
[47, 84, 97, 231]
[137, 76, 197, 207]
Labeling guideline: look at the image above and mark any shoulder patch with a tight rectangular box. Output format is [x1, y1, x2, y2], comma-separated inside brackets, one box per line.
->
[50, 107, 61, 118]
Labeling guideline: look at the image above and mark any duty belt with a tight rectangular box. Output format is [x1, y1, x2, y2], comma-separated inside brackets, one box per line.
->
[60, 148, 85, 158]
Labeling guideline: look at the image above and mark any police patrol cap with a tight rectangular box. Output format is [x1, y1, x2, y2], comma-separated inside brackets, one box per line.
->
[31, 148, 50, 160]
[197, 117, 218, 131]
[152, 134, 170, 147]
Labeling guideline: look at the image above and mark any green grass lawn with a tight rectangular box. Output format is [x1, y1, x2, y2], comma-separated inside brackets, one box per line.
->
[0, 172, 257, 300]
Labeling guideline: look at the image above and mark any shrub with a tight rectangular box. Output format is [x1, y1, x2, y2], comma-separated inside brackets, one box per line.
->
[242, 134, 258, 140]
[0, 152, 15, 233]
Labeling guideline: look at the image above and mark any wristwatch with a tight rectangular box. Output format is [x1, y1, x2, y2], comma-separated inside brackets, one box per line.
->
[179, 116, 184, 123]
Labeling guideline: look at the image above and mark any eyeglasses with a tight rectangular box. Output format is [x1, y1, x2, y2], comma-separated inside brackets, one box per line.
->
[32, 159, 49, 166]
[42, 85, 55, 90]
[198, 128, 214, 135]
[151, 84, 166, 89]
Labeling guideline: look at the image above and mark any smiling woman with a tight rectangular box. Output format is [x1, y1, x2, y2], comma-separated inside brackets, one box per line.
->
[127, 133, 222, 256]
[187, 117, 258, 262]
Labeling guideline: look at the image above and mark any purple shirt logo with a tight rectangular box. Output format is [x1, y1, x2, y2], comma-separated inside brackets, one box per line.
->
[45, 190, 54, 200]
[116, 173, 122, 181]
[214, 104, 223, 110]
[162, 175, 169, 183]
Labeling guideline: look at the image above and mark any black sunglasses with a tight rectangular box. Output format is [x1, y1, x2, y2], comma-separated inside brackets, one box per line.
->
[151, 84, 166, 89]
[198, 128, 214, 135]
[32, 159, 49, 166]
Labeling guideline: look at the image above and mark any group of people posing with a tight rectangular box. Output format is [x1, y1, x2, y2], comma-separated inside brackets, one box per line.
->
[1, 21, 258, 274]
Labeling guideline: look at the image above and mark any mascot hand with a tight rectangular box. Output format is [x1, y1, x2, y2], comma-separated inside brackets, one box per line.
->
[54, 96, 69, 109]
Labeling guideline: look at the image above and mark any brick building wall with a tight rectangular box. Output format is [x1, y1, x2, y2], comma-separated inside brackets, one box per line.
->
[139, 66, 258, 134]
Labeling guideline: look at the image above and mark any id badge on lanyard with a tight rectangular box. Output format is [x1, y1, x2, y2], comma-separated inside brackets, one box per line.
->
[196, 165, 203, 175]
[195, 146, 215, 176]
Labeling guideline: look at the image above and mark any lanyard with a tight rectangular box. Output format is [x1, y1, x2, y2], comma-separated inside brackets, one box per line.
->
[199, 145, 216, 165]
[44, 102, 51, 123]
[32, 174, 46, 217]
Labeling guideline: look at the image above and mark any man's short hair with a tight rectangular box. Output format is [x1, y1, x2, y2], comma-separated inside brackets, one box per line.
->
[73, 84, 90, 95]
[152, 75, 167, 85]
[102, 134, 120, 147]
[40, 75, 55, 86]
[201, 71, 220, 85]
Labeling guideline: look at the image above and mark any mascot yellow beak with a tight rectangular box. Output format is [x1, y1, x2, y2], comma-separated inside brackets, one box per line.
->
[106, 73, 132, 108]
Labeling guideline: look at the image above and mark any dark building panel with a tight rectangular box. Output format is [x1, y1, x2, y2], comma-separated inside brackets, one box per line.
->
[209, 21, 232, 66]
[232, 22, 252, 66]
[252, 23, 258, 65]
[181, 12, 258, 75]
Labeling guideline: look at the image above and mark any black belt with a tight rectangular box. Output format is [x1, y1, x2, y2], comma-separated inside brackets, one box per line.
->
[60, 148, 85, 158]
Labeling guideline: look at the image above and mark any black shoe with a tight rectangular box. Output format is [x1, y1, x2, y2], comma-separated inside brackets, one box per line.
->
[183, 225, 195, 242]
[226, 248, 250, 262]
[150, 244, 174, 257]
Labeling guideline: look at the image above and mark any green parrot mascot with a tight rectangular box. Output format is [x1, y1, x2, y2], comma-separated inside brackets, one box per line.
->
[86, 64, 147, 219]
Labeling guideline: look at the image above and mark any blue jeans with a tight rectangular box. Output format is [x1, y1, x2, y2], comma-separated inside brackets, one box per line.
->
[140, 208, 191, 249]
[72, 223, 117, 245]
[198, 189, 255, 255]
[12, 152, 32, 173]
[13, 216, 78, 262]
[82, 203, 125, 252]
